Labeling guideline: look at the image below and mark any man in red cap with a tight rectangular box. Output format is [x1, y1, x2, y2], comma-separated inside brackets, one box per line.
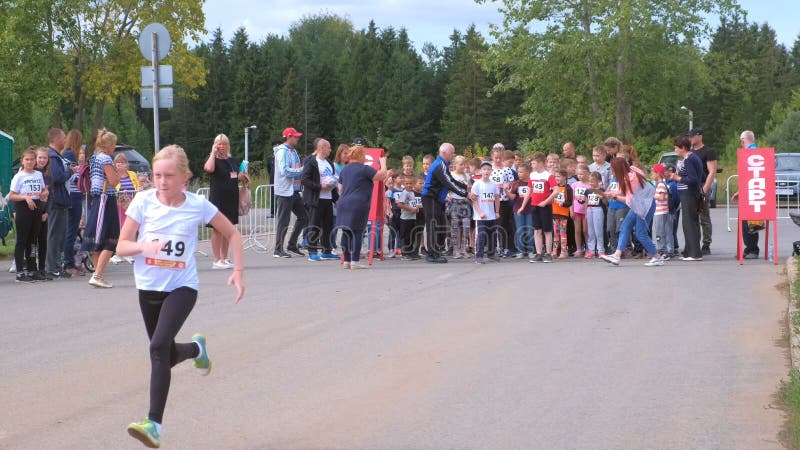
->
[272, 127, 308, 258]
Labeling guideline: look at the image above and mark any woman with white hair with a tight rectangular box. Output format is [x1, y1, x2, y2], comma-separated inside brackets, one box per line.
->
[203, 134, 247, 269]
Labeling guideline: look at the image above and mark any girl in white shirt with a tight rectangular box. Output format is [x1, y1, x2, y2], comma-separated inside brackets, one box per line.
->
[9, 147, 47, 282]
[117, 145, 245, 448]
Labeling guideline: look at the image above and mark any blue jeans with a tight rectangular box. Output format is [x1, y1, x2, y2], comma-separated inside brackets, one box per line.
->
[617, 202, 657, 256]
[64, 192, 83, 269]
[513, 211, 534, 254]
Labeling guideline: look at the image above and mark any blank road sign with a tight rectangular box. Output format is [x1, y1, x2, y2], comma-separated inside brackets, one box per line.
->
[141, 88, 174, 109]
[141, 66, 173, 86]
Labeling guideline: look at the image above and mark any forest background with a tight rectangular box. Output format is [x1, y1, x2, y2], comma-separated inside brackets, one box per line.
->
[3, 0, 800, 179]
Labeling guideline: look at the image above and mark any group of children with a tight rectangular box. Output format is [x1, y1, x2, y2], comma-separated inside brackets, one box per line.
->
[379, 146, 681, 263]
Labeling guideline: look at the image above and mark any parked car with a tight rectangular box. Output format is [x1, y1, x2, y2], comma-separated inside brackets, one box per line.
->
[775, 153, 800, 198]
[114, 144, 151, 175]
[657, 151, 721, 208]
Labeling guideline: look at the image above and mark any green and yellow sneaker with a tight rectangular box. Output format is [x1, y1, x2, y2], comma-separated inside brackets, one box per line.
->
[192, 333, 212, 375]
[127, 418, 160, 448]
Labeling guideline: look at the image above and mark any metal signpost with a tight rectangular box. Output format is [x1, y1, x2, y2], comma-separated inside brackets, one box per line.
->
[138, 23, 172, 155]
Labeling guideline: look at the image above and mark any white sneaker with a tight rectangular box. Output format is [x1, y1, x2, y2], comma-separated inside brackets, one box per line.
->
[110, 255, 122, 264]
[222, 259, 234, 268]
[644, 257, 664, 267]
[9, 262, 16, 273]
[212, 260, 228, 270]
[88, 273, 112, 288]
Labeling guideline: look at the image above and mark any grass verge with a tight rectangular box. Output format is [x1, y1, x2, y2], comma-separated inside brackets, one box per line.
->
[783, 257, 800, 449]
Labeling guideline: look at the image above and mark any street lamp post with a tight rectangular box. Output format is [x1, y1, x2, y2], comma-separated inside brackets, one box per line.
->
[243, 125, 257, 172]
[680, 106, 693, 132]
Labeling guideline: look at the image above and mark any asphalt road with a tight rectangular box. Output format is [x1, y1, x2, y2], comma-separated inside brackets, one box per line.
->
[0, 209, 795, 449]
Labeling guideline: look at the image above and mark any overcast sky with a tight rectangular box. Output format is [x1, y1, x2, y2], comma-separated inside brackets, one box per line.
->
[201, 0, 800, 50]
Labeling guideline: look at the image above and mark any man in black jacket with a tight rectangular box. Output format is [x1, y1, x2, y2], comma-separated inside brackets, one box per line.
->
[301, 138, 338, 261]
[421, 143, 469, 263]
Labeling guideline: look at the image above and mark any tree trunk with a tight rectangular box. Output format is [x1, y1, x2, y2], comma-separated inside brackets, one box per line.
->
[75, 90, 86, 130]
[580, 1, 601, 121]
[93, 99, 106, 136]
[614, 1, 633, 142]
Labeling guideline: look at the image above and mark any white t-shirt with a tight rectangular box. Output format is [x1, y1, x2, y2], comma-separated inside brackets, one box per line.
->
[10, 170, 45, 199]
[126, 190, 219, 292]
[471, 179, 499, 221]
[317, 158, 334, 200]
[397, 189, 418, 221]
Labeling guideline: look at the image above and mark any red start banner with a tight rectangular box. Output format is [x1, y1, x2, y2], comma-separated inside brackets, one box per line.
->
[737, 147, 776, 220]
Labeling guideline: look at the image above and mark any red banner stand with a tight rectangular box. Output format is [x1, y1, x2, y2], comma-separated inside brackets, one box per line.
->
[365, 148, 385, 265]
[736, 147, 778, 265]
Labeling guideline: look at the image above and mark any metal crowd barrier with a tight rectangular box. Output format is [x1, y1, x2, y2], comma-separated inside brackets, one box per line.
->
[725, 174, 800, 231]
[195, 185, 278, 253]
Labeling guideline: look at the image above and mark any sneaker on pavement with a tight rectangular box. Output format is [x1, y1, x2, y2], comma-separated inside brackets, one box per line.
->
[273, 251, 291, 258]
[584, 252, 595, 259]
[16, 272, 34, 283]
[212, 260, 229, 269]
[192, 333, 212, 375]
[127, 418, 161, 448]
[743, 252, 758, 260]
[701, 245, 711, 255]
[342, 262, 351, 269]
[600, 254, 620, 266]
[286, 247, 305, 257]
[89, 273, 112, 288]
[110, 254, 123, 264]
[320, 253, 338, 260]
[644, 257, 665, 267]
[31, 271, 47, 281]
[542, 253, 553, 263]
[529, 253, 543, 263]
[42, 271, 55, 280]
[681, 256, 703, 261]
[426, 255, 448, 263]
[475, 257, 485, 264]
[308, 253, 321, 262]
[350, 263, 369, 270]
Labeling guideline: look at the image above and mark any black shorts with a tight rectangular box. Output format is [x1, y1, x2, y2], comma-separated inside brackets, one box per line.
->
[532, 205, 553, 232]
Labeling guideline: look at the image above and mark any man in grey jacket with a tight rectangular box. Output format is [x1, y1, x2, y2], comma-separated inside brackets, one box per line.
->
[273, 127, 308, 258]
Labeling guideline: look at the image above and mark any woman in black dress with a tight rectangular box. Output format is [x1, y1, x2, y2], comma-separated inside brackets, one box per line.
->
[335, 145, 391, 269]
[203, 134, 246, 269]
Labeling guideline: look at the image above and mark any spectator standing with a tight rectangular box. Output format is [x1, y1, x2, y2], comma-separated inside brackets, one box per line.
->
[45, 128, 74, 278]
[62, 130, 85, 276]
[203, 134, 245, 269]
[113, 153, 140, 264]
[82, 129, 121, 288]
[272, 127, 308, 258]
[421, 143, 469, 263]
[688, 128, 717, 255]
[335, 146, 390, 269]
[731, 130, 761, 259]
[671, 135, 705, 261]
[302, 138, 338, 261]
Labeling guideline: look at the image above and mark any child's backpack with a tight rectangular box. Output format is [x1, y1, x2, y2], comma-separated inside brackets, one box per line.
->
[77, 163, 91, 194]
[0, 208, 12, 246]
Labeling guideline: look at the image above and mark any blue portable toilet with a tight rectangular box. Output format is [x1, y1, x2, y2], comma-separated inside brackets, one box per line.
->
[0, 130, 13, 193]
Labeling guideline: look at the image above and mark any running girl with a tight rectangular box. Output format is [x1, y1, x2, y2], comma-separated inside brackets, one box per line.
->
[118, 145, 245, 448]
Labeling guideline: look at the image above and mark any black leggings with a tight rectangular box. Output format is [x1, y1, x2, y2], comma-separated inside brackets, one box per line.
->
[138, 287, 200, 424]
[14, 201, 42, 272]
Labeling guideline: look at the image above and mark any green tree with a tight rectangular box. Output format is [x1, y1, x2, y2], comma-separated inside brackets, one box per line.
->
[478, 0, 738, 149]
